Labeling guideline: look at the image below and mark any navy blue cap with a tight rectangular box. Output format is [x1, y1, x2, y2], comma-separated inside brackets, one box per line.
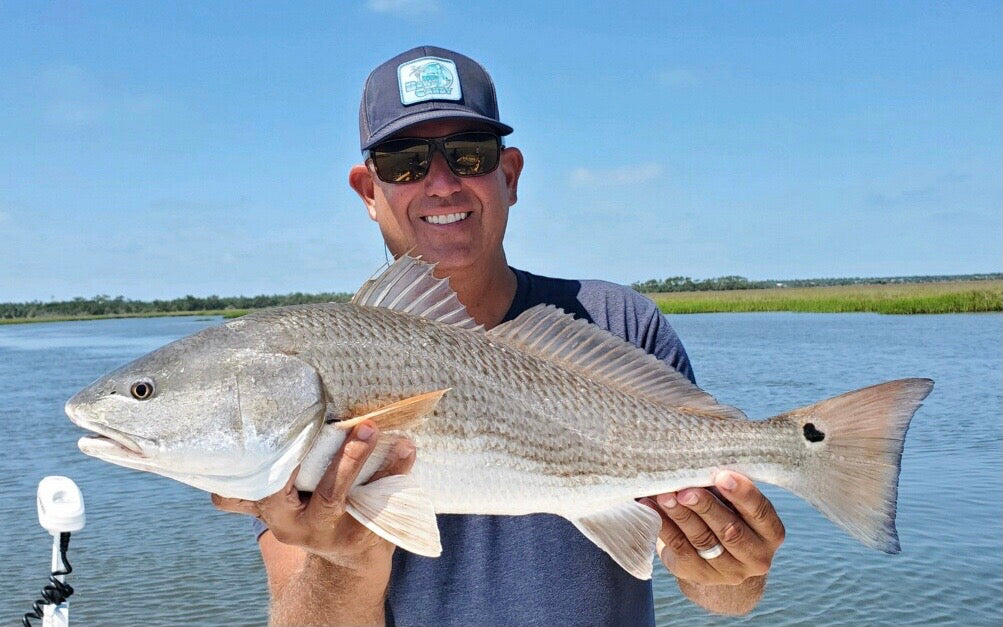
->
[359, 46, 513, 151]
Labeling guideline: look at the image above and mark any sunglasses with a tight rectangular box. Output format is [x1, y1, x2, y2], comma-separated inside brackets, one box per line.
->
[366, 131, 503, 183]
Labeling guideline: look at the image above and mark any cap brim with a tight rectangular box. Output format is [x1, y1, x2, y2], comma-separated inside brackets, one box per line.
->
[363, 109, 513, 150]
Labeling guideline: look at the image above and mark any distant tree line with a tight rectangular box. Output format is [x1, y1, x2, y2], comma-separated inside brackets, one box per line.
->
[4, 273, 1000, 320]
[0, 292, 353, 320]
[631, 273, 1003, 293]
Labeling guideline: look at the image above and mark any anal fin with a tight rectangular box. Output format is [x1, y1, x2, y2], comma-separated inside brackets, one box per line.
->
[568, 501, 663, 580]
[346, 474, 442, 557]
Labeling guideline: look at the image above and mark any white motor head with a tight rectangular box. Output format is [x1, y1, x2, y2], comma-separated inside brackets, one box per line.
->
[37, 476, 85, 535]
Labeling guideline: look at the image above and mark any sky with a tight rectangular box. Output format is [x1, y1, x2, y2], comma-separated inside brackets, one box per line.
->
[1, 1, 999, 302]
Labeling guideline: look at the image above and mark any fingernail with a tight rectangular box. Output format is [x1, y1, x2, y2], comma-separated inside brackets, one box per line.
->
[356, 424, 375, 441]
[657, 493, 677, 509]
[660, 549, 675, 567]
[680, 491, 698, 506]
[398, 443, 415, 459]
[716, 471, 737, 491]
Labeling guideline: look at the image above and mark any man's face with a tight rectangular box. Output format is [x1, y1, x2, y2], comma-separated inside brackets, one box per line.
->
[350, 119, 523, 274]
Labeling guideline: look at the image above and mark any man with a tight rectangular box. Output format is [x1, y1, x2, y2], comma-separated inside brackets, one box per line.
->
[214, 46, 785, 626]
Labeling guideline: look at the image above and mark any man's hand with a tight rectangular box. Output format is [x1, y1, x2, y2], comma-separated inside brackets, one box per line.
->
[209, 421, 417, 561]
[211, 421, 416, 563]
[642, 470, 785, 615]
[211, 422, 417, 626]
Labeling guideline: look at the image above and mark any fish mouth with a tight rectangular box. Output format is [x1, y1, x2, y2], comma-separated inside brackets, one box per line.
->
[77, 432, 147, 458]
[66, 403, 149, 458]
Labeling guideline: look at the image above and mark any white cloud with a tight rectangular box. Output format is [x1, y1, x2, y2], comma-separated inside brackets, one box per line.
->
[569, 163, 663, 187]
[365, 0, 440, 13]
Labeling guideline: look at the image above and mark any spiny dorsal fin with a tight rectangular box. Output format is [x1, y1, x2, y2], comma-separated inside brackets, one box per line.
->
[487, 304, 747, 419]
[352, 254, 482, 330]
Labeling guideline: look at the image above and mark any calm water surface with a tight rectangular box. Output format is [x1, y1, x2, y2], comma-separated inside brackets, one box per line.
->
[1, 313, 1000, 626]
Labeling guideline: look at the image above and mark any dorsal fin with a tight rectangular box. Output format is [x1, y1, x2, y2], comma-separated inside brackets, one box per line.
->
[352, 254, 482, 330]
[487, 305, 747, 419]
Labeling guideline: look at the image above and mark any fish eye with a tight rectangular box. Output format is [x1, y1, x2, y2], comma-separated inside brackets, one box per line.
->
[130, 378, 155, 401]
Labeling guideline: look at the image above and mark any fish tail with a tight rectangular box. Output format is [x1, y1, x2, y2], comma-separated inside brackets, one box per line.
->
[771, 378, 933, 553]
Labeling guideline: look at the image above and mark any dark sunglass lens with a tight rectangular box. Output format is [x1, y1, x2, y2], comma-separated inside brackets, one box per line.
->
[372, 140, 431, 183]
[443, 133, 500, 176]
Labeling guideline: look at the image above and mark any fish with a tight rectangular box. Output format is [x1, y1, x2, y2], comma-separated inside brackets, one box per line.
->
[65, 254, 934, 579]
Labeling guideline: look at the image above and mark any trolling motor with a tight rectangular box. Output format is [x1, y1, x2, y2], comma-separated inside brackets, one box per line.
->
[23, 476, 85, 627]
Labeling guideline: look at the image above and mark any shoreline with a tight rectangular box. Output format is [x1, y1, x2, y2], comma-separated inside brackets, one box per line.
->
[0, 309, 251, 325]
[3, 280, 1000, 324]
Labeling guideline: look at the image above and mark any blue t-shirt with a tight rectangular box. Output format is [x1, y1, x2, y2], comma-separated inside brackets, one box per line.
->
[385, 268, 694, 627]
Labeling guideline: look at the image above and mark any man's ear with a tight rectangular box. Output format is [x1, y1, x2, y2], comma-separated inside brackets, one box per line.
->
[349, 163, 379, 221]
[500, 147, 524, 206]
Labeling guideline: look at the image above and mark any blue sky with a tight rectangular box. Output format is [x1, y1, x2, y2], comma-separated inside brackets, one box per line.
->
[1, 1, 999, 302]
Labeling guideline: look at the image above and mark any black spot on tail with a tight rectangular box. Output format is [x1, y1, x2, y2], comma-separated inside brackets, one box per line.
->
[803, 422, 826, 443]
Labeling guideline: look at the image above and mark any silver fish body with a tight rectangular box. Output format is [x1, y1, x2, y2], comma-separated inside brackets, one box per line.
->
[66, 255, 933, 579]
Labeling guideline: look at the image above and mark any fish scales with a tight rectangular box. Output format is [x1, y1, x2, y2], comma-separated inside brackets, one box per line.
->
[263, 304, 815, 502]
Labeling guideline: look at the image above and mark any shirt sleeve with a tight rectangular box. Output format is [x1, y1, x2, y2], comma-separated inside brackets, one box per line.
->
[638, 295, 695, 384]
[575, 279, 696, 384]
[251, 516, 269, 541]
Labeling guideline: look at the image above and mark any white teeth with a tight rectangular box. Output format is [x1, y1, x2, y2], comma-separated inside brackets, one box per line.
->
[423, 212, 470, 225]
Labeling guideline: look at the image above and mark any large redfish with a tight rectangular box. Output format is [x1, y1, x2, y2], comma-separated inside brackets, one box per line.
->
[66, 255, 933, 579]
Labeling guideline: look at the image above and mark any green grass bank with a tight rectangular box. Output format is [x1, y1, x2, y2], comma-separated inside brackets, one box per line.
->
[650, 280, 1003, 314]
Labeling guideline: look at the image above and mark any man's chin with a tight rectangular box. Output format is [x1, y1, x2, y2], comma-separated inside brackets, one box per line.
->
[402, 245, 475, 272]
[426, 256, 473, 277]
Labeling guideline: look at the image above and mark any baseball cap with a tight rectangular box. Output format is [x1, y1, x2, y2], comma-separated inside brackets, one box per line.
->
[359, 45, 514, 151]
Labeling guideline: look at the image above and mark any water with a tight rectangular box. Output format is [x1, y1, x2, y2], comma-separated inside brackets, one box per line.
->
[655, 314, 1002, 626]
[1, 313, 1000, 626]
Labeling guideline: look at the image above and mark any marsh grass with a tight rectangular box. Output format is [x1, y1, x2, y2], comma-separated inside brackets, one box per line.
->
[651, 280, 1003, 314]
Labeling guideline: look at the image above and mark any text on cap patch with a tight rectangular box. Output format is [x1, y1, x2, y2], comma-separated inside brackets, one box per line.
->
[398, 56, 463, 105]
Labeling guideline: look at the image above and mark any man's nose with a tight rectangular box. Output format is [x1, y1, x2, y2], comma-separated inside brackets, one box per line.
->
[423, 152, 463, 196]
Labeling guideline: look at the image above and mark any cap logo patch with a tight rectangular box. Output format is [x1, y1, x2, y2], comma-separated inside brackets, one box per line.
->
[398, 56, 462, 105]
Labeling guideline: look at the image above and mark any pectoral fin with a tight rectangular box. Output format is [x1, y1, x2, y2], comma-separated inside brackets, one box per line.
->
[568, 501, 663, 580]
[335, 389, 449, 432]
[346, 474, 442, 557]
[297, 390, 448, 495]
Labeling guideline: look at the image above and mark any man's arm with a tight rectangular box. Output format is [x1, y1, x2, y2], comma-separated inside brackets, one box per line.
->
[259, 535, 392, 626]
[213, 421, 415, 626]
[643, 470, 786, 616]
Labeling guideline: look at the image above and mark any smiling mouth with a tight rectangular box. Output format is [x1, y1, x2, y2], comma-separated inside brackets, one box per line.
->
[422, 212, 471, 225]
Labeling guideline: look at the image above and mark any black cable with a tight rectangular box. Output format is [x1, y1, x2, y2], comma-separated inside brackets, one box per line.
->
[22, 532, 74, 627]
